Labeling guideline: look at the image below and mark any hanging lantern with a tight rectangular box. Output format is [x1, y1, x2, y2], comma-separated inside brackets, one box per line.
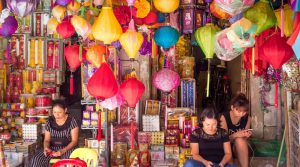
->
[6, 0, 39, 17]
[139, 33, 152, 55]
[152, 68, 180, 93]
[0, 12, 18, 37]
[153, 0, 180, 13]
[126, 0, 136, 6]
[244, 0, 277, 35]
[143, 11, 158, 25]
[56, 21, 75, 39]
[195, 23, 220, 59]
[100, 89, 124, 110]
[52, 5, 67, 22]
[71, 15, 91, 40]
[134, 0, 150, 18]
[291, 0, 300, 11]
[154, 26, 180, 50]
[261, 32, 293, 69]
[87, 63, 118, 100]
[92, 6, 123, 45]
[210, 1, 231, 19]
[47, 18, 59, 35]
[67, 0, 81, 13]
[56, 0, 72, 6]
[215, 0, 255, 16]
[76, 0, 90, 6]
[119, 19, 143, 60]
[120, 77, 145, 108]
[86, 45, 107, 68]
[64, 44, 86, 95]
[94, 0, 104, 6]
[113, 5, 131, 26]
[274, 4, 294, 37]
[195, 23, 220, 97]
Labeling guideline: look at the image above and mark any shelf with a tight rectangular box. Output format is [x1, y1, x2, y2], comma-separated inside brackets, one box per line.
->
[81, 124, 107, 130]
[81, 100, 98, 105]
[35, 106, 52, 109]
[26, 115, 49, 118]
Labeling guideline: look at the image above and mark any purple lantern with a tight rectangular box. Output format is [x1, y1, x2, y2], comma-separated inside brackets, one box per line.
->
[100, 89, 124, 110]
[56, 0, 72, 6]
[152, 68, 180, 92]
[0, 11, 18, 37]
[6, 0, 39, 17]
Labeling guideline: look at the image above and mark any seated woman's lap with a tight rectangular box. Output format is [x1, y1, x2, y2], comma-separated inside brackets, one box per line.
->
[184, 159, 236, 167]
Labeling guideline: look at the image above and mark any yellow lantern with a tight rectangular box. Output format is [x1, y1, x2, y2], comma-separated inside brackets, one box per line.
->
[120, 19, 144, 60]
[92, 7, 122, 44]
[47, 18, 59, 34]
[52, 5, 66, 22]
[67, 0, 81, 14]
[275, 4, 293, 37]
[153, 0, 180, 13]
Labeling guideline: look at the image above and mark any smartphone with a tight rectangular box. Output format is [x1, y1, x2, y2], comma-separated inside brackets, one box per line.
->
[246, 129, 253, 132]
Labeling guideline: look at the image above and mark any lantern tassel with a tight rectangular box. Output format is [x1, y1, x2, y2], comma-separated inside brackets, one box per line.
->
[131, 120, 134, 150]
[206, 59, 210, 97]
[97, 110, 102, 141]
[70, 72, 74, 95]
[275, 82, 279, 108]
[252, 46, 255, 75]
[280, 6, 284, 37]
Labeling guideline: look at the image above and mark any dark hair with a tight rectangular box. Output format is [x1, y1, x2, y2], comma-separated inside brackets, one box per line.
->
[199, 107, 219, 127]
[52, 99, 67, 110]
[230, 93, 249, 112]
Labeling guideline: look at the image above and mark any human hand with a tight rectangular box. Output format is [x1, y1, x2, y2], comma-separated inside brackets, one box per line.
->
[244, 129, 253, 138]
[234, 130, 251, 138]
[204, 160, 213, 167]
[51, 150, 63, 157]
[44, 148, 52, 156]
[219, 163, 224, 167]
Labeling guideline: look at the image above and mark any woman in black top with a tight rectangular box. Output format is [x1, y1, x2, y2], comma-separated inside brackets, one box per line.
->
[220, 93, 252, 167]
[30, 99, 79, 167]
[184, 108, 235, 167]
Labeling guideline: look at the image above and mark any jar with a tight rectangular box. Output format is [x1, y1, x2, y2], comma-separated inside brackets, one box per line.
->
[35, 95, 52, 107]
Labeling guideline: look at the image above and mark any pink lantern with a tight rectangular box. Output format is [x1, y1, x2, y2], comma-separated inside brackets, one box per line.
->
[127, 0, 136, 6]
[94, 0, 104, 6]
[100, 89, 124, 110]
[152, 68, 180, 92]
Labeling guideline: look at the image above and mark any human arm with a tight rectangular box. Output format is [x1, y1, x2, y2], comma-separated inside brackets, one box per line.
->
[191, 143, 213, 167]
[43, 130, 51, 155]
[228, 116, 252, 140]
[219, 142, 232, 167]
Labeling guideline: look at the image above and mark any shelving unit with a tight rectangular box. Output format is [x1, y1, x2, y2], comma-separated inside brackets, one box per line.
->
[288, 110, 299, 167]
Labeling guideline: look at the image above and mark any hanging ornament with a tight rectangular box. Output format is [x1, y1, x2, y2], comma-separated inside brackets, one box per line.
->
[153, 0, 180, 13]
[139, 32, 152, 56]
[94, 0, 105, 6]
[120, 77, 145, 108]
[87, 63, 118, 100]
[6, 0, 39, 17]
[52, 5, 67, 22]
[244, 0, 277, 35]
[64, 44, 86, 95]
[154, 26, 180, 50]
[0, 9, 18, 37]
[119, 19, 143, 60]
[67, 0, 81, 13]
[215, 0, 255, 16]
[210, 1, 231, 20]
[47, 18, 59, 35]
[113, 5, 131, 26]
[56, 21, 75, 39]
[152, 68, 180, 93]
[56, 0, 72, 6]
[100, 89, 124, 110]
[92, 6, 123, 44]
[71, 15, 91, 40]
[274, 4, 294, 37]
[134, 0, 151, 18]
[86, 45, 107, 68]
[143, 11, 158, 25]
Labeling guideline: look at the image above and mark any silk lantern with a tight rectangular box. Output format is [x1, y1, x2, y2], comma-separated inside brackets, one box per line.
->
[126, 0, 135, 6]
[134, 0, 150, 18]
[275, 4, 294, 37]
[154, 26, 180, 50]
[0, 14, 18, 37]
[244, 0, 277, 35]
[67, 0, 81, 13]
[86, 45, 107, 68]
[47, 18, 59, 34]
[195, 23, 220, 97]
[52, 5, 66, 22]
[56, 0, 72, 6]
[153, 0, 179, 13]
[100, 89, 124, 110]
[94, 0, 104, 6]
[6, 0, 39, 17]
[113, 5, 131, 26]
[56, 21, 75, 38]
[120, 77, 145, 108]
[120, 19, 143, 60]
[210, 1, 231, 19]
[71, 15, 91, 40]
[215, 0, 255, 16]
[143, 11, 158, 25]
[92, 6, 123, 45]
[152, 68, 180, 93]
[87, 63, 118, 100]
[64, 44, 86, 95]
[261, 32, 294, 108]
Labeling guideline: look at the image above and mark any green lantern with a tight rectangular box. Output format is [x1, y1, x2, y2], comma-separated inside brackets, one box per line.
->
[194, 23, 220, 97]
[244, 0, 277, 35]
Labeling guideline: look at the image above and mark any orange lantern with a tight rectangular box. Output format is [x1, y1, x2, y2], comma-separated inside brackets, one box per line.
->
[92, 6, 123, 44]
[210, 1, 231, 19]
[86, 45, 107, 68]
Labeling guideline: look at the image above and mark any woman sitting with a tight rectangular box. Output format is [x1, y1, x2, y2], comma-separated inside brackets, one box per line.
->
[30, 99, 79, 167]
[220, 93, 252, 167]
[184, 107, 235, 167]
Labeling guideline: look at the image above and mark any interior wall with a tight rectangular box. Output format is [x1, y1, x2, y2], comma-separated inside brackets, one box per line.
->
[227, 56, 242, 95]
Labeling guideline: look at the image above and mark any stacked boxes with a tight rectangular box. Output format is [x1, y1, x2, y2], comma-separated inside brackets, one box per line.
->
[22, 123, 41, 140]
[142, 115, 160, 131]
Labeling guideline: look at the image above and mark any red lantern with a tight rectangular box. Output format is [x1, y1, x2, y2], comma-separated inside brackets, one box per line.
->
[120, 78, 145, 108]
[56, 21, 75, 39]
[143, 11, 158, 25]
[87, 63, 118, 100]
[261, 32, 293, 69]
[64, 44, 86, 95]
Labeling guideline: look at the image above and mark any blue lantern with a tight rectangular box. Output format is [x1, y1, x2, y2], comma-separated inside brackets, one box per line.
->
[154, 26, 179, 50]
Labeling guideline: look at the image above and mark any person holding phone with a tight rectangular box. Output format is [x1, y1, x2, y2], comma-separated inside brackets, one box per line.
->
[184, 107, 235, 167]
[220, 93, 252, 167]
